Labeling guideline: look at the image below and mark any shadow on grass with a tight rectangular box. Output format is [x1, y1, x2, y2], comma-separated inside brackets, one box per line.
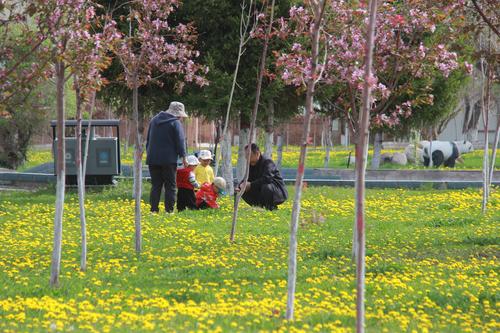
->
[461, 235, 499, 246]
[425, 217, 478, 228]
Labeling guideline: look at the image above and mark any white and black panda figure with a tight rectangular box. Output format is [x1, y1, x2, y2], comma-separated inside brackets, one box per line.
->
[419, 140, 474, 167]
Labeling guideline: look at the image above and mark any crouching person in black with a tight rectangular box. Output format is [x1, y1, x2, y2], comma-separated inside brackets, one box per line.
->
[235, 144, 288, 211]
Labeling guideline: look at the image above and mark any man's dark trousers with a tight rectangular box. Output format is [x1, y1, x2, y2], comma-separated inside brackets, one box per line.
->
[149, 164, 177, 213]
[242, 183, 285, 210]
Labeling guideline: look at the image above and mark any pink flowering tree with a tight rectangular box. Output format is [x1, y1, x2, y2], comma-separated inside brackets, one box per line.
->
[279, 1, 464, 134]
[0, 3, 51, 108]
[275, 0, 466, 326]
[469, 0, 500, 38]
[106, 0, 207, 254]
[8, 0, 116, 286]
[273, 0, 329, 320]
[0, 3, 54, 168]
[66, 7, 115, 272]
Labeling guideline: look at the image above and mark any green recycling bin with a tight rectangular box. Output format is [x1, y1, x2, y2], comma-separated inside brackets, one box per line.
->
[51, 120, 121, 185]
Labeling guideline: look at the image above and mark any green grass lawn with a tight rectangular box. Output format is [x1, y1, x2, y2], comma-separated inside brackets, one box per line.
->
[17, 145, 500, 172]
[0, 183, 498, 332]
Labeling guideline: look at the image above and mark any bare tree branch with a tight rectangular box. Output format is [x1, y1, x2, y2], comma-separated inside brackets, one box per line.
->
[471, 0, 500, 38]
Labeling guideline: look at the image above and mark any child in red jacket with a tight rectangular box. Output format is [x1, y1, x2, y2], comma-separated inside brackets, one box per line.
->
[195, 177, 226, 209]
[176, 155, 200, 211]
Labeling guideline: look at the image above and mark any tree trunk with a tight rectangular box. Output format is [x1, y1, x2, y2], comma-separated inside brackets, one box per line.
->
[411, 129, 421, 165]
[323, 116, 333, 168]
[354, 2, 378, 332]
[352, 133, 370, 257]
[286, 123, 289, 151]
[124, 117, 130, 155]
[321, 119, 325, 147]
[132, 80, 143, 254]
[74, 78, 87, 272]
[221, 128, 234, 196]
[264, 100, 274, 159]
[212, 120, 222, 175]
[371, 131, 383, 169]
[313, 116, 317, 147]
[194, 117, 199, 150]
[236, 125, 249, 182]
[216, 2, 253, 176]
[428, 138, 434, 167]
[83, 92, 95, 178]
[107, 105, 112, 136]
[488, 102, 500, 185]
[231, 0, 275, 243]
[276, 132, 283, 170]
[50, 60, 66, 287]
[481, 60, 491, 213]
[342, 120, 350, 147]
[286, 0, 325, 320]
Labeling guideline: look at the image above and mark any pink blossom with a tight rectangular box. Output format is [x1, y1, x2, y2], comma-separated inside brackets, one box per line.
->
[464, 61, 473, 74]
[292, 43, 302, 51]
[85, 6, 95, 20]
[273, 0, 463, 129]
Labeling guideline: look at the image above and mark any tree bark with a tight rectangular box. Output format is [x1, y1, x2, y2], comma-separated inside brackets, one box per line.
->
[74, 77, 87, 272]
[371, 131, 383, 169]
[124, 116, 130, 155]
[216, 0, 255, 176]
[411, 129, 421, 165]
[50, 60, 66, 287]
[264, 100, 274, 159]
[429, 138, 434, 167]
[231, 0, 275, 243]
[276, 132, 283, 170]
[236, 125, 249, 182]
[354, 2, 378, 332]
[194, 117, 199, 150]
[132, 78, 143, 254]
[221, 128, 234, 196]
[107, 105, 112, 136]
[286, 0, 326, 320]
[286, 123, 289, 150]
[352, 133, 370, 261]
[321, 119, 325, 147]
[83, 92, 95, 179]
[481, 59, 491, 213]
[323, 116, 333, 168]
[488, 99, 500, 186]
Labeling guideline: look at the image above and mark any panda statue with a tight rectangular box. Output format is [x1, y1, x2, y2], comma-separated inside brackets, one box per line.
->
[419, 140, 473, 167]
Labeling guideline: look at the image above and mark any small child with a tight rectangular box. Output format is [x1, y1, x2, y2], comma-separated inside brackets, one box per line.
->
[196, 177, 226, 209]
[176, 155, 201, 212]
[194, 149, 214, 185]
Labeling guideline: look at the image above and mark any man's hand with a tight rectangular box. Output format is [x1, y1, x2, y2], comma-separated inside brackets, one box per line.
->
[182, 156, 188, 168]
[235, 181, 251, 193]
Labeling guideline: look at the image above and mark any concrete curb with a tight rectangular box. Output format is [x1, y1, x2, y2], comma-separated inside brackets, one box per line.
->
[2, 163, 499, 189]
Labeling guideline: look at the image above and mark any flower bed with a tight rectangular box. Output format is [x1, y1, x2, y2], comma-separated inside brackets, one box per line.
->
[0, 184, 498, 332]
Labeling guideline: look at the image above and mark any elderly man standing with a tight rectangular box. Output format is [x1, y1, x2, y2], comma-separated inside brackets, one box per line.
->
[146, 101, 188, 213]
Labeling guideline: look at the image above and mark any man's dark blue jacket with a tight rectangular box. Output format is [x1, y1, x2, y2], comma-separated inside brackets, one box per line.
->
[146, 112, 186, 165]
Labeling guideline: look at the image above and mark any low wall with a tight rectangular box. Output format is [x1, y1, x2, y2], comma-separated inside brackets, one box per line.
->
[328, 169, 500, 181]
[3, 164, 499, 189]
